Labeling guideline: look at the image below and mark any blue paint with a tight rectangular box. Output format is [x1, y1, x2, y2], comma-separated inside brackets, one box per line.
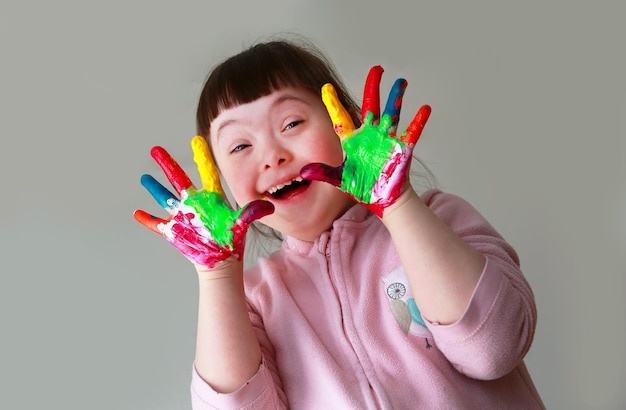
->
[382, 78, 407, 130]
[141, 174, 179, 210]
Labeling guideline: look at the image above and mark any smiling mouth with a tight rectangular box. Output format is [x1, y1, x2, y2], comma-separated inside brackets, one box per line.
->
[267, 177, 312, 199]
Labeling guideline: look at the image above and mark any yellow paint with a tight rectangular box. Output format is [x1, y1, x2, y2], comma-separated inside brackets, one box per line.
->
[191, 135, 224, 195]
[321, 83, 355, 140]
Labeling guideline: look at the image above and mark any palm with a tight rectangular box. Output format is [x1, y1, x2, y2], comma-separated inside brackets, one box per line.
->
[301, 66, 431, 217]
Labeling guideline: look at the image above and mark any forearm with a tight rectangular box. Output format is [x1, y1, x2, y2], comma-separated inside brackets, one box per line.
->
[193, 259, 262, 393]
[382, 188, 485, 325]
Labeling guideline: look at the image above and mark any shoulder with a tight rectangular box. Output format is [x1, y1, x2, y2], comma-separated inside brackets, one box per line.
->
[241, 252, 286, 315]
[242, 248, 299, 301]
[420, 189, 489, 225]
[244, 250, 287, 286]
[421, 189, 520, 265]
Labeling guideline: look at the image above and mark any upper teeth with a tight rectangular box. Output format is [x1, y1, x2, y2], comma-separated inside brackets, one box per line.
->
[268, 177, 303, 194]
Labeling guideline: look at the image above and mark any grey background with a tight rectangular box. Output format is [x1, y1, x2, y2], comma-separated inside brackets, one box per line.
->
[1, 1, 624, 409]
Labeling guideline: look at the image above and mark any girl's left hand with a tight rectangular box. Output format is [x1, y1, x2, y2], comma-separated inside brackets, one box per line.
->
[300, 66, 431, 217]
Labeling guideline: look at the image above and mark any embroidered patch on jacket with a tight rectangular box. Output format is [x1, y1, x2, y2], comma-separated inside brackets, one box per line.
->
[382, 267, 430, 337]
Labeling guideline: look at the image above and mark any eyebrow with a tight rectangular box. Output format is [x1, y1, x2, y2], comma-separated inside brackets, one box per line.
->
[215, 93, 312, 139]
[215, 119, 238, 138]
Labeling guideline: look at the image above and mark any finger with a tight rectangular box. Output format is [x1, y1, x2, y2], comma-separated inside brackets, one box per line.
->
[150, 146, 194, 194]
[133, 209, 169, 235]
[362, 65, 384, 125]
[140, 174, 179, 210]
[401, 105, 432, 145]
[238, 199, 275, 226]
[381, 78, 408, 135]
[300, 162, 343, 187]
[191, 135, 224, 195]
[321, 83, 355, 139]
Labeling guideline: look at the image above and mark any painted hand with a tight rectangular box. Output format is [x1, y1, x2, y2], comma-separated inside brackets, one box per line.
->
[300, 66, 431, 217]
[134, 136, 274, 268]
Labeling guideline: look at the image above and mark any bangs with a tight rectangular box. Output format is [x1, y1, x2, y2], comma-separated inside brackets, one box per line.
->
[196, 40, 356, 138]
[210, 52, 321, 117]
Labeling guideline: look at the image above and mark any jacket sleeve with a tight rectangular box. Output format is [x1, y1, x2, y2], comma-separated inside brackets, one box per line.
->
[190, 302, 288, 409]
[421, 190, 537, 380]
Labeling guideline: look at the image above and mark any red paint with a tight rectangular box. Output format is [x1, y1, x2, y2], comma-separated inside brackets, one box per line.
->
[150, 146, 193, 194]
[362, 65, 384, 122]
[133, 209, 166, 234]
[403, 105, 431, 144]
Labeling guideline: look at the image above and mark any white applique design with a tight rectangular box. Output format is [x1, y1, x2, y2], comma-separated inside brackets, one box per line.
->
[382, 267, 430, 337]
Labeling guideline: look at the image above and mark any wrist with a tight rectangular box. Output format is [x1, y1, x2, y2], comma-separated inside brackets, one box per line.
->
[381, 186, 421, 220]
[194, 257, 243, 283]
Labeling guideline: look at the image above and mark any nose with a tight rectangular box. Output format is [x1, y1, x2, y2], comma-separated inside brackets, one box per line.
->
[262, 140, 291, 169]
[264, 155, 286, 169]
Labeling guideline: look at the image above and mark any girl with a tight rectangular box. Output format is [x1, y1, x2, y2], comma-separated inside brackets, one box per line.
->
[135, 38, 545, 409]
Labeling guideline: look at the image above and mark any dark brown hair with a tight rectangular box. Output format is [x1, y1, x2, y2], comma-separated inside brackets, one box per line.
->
[196, 38, 361, 138]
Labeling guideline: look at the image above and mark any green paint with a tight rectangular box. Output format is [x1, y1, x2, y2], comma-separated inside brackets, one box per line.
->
[183, 190, 239, 248]
[341, 113, 405, 203]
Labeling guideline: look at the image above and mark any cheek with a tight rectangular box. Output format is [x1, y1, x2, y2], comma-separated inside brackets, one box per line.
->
[317, 113, 344, 163]
[215, 165, 253, 206]
[227, 175, 253, 206]
[317, 136, 344, 166]
[303, 126, 344, 165]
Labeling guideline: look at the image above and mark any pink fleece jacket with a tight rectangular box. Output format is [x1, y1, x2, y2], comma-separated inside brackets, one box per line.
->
[191, 189, 545, 409]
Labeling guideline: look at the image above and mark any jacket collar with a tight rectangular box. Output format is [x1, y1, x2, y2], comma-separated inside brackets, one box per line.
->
[281, 204, 372, 255]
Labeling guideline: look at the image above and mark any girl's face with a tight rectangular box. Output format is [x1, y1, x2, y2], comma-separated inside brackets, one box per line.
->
[209, 87, 355, 241]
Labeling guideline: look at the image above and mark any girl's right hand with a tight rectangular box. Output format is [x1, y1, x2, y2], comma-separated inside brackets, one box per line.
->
[134, 135, 274, 269]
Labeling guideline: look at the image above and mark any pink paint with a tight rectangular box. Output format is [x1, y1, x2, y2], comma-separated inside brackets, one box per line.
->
[165, 210, 239, 267]
[369, 148, 408, 217]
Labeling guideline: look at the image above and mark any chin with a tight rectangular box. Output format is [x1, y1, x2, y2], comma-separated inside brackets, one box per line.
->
[260, 183, 355, 240]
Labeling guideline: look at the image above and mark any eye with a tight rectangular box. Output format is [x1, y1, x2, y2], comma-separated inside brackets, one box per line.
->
[230, 143, 250, 153]
[283, 120, 303, 131]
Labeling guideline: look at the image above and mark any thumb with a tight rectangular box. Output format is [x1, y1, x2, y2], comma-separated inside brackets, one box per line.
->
[300, 162, 343, 187]
[238, 199, 275, 226]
